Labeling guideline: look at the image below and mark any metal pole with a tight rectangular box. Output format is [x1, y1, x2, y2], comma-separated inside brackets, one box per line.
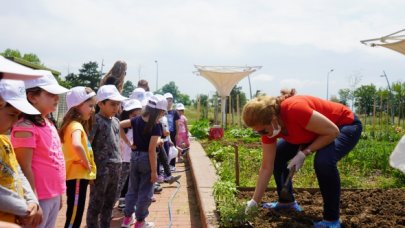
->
[381, 71, 394, 125]
[154, 60, 158, 91]
[326, 69, 334, 100]
[248, 75, 252, 99]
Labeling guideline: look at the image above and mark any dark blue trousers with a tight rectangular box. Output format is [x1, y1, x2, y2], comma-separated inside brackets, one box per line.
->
[273, 116, 362, 220]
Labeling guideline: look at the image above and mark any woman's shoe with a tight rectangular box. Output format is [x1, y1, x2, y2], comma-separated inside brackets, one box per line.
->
[262, 201, 302, 212]
[313, 220, 341, 228]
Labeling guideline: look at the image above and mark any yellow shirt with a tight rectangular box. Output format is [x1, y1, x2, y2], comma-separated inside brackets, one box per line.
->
[0, 135, 24, 223]
[62, 121, 96, 180]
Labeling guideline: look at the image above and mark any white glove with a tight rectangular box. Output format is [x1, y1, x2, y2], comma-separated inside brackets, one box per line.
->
[245, 199, 258, 214]
[287, 151, 306, 171]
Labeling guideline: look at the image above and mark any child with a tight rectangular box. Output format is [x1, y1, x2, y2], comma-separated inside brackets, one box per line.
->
[0, 79, 42, 227]
[59, 86, 97, 228]
[11, 71, 69, 228]
[120, 95, 168, 228]
[86, 85, 127, 228]
[164, 93, 180, 170]
[117, 98, 143, 209]
[175, 103, 190, 161]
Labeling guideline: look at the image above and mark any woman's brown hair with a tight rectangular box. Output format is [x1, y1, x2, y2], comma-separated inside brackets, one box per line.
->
[242, 88, 296, 127]
[58, 87, 96, 143]
[100, 60, 127, 92]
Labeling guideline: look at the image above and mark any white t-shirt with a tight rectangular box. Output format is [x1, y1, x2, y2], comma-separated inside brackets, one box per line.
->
[160, 116, 170, 142]
[120, 128, 133, 163]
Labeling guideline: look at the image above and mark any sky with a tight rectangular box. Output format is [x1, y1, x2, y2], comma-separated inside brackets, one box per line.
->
[1, 0, 404, 100]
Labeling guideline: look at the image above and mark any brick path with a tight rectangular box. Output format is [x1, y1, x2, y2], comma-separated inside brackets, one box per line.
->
[55, 160, 202, 228]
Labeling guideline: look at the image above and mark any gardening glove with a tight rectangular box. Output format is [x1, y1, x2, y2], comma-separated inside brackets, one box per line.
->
[287, 151, 306, 171]
[245, 199, 258, 214]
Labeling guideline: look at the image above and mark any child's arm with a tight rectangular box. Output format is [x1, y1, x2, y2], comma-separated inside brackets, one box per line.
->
[71, 130, 92, 172]
[0, 185, 29, 216]
[18, 166, 42, 227]
[14, 145, 36, 196]
[120, 120, 134, 148]
[148, 135, 159, 183]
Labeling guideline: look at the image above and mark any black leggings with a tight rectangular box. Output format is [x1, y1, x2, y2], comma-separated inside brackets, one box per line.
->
[157, 145, 171, 177]
[65, 179, 89, 228]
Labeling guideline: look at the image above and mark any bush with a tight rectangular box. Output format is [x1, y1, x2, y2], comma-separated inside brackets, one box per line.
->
[190, 119, 210, 139]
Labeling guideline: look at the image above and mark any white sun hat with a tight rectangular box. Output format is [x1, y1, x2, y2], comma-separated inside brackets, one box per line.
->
[147, 94, 167, 111]
[164, 92, 173, 99]
[96, 84, 128, 102]
[123, 99, 142, 111]
[0, 56, 42, 80]
[25, 70, 69, 94]
[176, 103, 185, 110]
[0, 79, 40, 114]
[66, 86, 96, 110]
[130, 87, 146, 102]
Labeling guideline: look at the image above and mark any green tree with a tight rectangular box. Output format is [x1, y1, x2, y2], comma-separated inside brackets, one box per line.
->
[338, 88, 351, 106]
[392, 81, 405, 125]
[229, 86, 247, 112]
[177, 93, 191, 106]
[122, 80, 135, 97]
[22, 53, 41, 65]
[354, 84, 377, 115]
[65, 61, 101, 91]
[157, 81, 180, 100]
[1, 48, 22, 58]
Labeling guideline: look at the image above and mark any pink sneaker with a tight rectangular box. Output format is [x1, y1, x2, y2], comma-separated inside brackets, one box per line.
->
[157, 175, 164, 183]
[135, 221, 154, 228]
[121, 214, 134, 227]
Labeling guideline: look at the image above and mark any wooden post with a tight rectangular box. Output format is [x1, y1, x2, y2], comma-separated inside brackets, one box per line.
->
[206, 94, 209, 119]
[197, 95, 201, 120]
[214, 95, 218, 124]
[236, 94, 241, 127]
[229, 95, 233, 126]
[233, 145, 240, 187]
[372, 97, 376, 132]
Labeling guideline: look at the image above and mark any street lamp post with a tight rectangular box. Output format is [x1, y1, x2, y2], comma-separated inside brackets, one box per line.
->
[381, 71, 394, 125]
[154, 60, 158, 91]
[326, 69, 334, 100]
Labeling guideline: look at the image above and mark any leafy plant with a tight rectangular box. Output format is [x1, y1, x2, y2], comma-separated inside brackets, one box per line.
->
[190, 119, 210, 139]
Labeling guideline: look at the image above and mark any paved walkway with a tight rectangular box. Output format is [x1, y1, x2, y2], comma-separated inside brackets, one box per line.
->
[55, 158, 202, 227]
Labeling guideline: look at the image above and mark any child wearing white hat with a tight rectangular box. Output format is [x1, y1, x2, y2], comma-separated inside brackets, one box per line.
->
[119, 95, 168, 228]
[175, 103, 190, 162]
[0, 79, 42, 227]
[11, 71, 69, 228]
[116, 99, 143, 209]
[58, 86, 97, 228]
[86, 84, 128, 228]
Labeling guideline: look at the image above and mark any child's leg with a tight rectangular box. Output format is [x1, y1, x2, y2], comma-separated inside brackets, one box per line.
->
[37, 195, 61, 228]
[135, 152, 154, 221]
[158, 146, 171, 177]
[100, 162, 122, 227]
[65, 179, 89, 228]
[87, 167, 109, 227]
[116, 162, 130, 202]
[124, 152, 141, 217]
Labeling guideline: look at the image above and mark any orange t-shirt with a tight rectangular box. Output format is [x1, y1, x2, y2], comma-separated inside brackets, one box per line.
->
[262, 95, 354, 145]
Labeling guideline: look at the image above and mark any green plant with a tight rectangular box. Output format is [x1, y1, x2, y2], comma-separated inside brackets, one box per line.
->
[190, 119, 210, 139]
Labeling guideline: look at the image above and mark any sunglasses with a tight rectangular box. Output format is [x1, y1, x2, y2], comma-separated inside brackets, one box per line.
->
[255, 128, 269, 135]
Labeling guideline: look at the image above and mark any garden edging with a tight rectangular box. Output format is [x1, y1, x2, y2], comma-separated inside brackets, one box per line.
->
[189, 140, 219, 227]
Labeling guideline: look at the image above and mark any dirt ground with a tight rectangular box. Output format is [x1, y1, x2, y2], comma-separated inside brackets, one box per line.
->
[238, 189, 405, 228]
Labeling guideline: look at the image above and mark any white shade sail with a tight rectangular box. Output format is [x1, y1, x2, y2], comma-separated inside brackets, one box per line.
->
[0, 56, 42, 79]
[195, 65, 261, 97]
[361, 29, 405, 56]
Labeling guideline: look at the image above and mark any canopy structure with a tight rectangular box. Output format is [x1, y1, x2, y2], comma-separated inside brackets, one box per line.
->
[195, 65, 262, 128]
[360, 29, 405, 55]
[0, 56, 42, 80]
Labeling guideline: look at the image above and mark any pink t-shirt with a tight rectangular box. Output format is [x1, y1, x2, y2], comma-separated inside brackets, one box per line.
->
[11, 119, 66, 200]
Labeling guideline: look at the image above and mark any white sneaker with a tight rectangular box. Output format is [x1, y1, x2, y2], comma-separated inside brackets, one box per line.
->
[135, 221, 154, 228]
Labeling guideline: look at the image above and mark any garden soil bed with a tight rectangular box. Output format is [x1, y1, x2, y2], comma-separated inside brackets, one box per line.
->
[238, 189, 405, 227]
